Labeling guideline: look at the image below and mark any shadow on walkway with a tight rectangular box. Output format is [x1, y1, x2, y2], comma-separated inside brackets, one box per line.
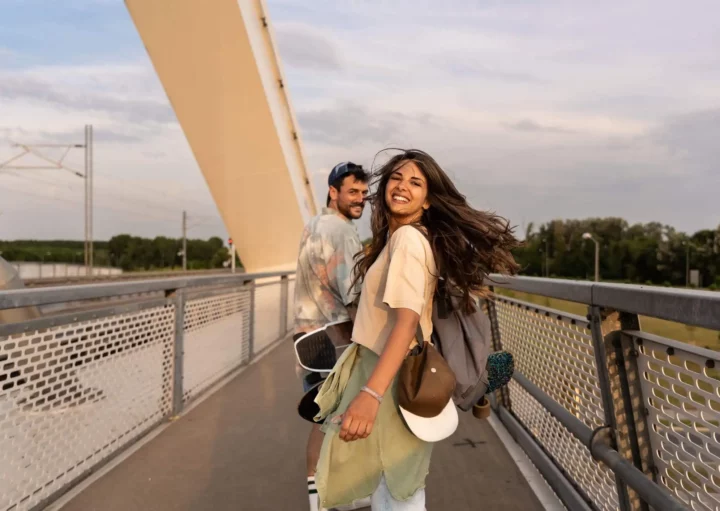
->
[61, 343, 544, 510]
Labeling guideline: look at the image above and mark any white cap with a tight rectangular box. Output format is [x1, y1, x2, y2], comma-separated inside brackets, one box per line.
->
[399, 398, 459, 443]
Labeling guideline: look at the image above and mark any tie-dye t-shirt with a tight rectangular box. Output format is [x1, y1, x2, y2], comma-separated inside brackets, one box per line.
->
[294, 208, 363, 334]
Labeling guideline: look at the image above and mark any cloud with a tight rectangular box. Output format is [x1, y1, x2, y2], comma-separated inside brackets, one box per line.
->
[274, 22, 342, 70]
[651, 108, 720, 174]
[0, 66, 176, 125]
[0, 125, 148, 145]
[503, 119, 577, 134]
[437, 57, 545, 84]
[297, 101, 437, 146]
[142, 151, 168, 160]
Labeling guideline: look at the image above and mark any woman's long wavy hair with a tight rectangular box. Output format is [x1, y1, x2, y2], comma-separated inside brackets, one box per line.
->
[353, 149, 521, 312]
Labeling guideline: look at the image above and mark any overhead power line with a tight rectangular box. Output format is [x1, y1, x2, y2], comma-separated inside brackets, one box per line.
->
[0, 126, 95, 273]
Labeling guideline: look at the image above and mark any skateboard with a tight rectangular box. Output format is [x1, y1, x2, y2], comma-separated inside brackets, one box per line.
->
[295, 320, 353, 423]
[293, 320, 353, 373]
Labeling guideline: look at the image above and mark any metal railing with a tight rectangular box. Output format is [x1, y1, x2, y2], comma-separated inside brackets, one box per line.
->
[11, 262, 123, 282]
[2, 269, 718, 511]
[0, 271, 295, 511]
[486, 275, 720, 511]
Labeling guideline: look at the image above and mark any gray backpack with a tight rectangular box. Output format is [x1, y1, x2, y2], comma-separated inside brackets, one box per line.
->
[430, 282, 492, 412]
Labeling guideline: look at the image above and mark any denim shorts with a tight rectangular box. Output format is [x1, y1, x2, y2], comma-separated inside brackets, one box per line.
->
[371, 476, 426, 511]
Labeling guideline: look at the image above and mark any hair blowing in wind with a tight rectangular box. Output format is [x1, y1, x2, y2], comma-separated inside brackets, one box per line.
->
[354, 149, 521, 312]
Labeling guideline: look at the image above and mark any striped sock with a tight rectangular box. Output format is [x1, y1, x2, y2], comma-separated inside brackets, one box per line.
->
[308, 476, 322, 511]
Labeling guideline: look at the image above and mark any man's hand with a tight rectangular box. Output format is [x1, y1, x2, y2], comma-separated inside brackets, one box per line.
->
[334, 391, 380, 442]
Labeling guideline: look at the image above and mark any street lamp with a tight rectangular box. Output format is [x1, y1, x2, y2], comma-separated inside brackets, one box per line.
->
[582, 232, 600, 282]
[681, 241, 701, 287]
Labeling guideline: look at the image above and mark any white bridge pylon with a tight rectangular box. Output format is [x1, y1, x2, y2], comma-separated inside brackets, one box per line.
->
[126, 0, 318, 272]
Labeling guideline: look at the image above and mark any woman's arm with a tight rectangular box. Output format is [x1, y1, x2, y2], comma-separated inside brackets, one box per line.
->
[365, 308, 419, 396]
[338, 308, 419, 442]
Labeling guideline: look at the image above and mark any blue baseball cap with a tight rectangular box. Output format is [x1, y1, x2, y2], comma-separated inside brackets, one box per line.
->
[328, 161, 362, 186]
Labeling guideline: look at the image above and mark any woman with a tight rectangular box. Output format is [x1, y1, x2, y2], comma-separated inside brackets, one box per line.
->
[313, 149, 520, 510]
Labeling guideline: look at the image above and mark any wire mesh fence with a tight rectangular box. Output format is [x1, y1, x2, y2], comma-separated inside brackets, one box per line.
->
[496, 297, 619, 510]
[0, 273, 292, 511]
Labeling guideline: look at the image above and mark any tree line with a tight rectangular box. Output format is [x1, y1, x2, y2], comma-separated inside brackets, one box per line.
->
[0, 236, 238, 272]
[514, 218, 720, 289]
[4, 217, 719, 286]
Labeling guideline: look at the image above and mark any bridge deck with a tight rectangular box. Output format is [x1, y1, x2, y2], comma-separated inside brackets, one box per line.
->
[58, 342, 545, 511]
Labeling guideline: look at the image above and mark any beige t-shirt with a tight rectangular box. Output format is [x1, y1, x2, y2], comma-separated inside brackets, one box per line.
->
[352, 225, 437, 355]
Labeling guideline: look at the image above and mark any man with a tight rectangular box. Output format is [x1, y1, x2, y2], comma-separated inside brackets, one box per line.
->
[294, 162, 370, 511]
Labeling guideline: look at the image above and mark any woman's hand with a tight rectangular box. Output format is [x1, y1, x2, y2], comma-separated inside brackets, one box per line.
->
[335, 391, 381, 442]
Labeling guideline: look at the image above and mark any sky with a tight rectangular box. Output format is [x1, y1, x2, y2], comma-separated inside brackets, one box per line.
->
[1, 0, 719, 243]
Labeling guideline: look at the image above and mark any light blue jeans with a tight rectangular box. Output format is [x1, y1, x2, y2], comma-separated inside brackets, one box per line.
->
[370, 476, 426, 511]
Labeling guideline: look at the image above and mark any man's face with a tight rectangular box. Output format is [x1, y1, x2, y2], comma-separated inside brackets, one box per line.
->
[332, 176, 369, 220]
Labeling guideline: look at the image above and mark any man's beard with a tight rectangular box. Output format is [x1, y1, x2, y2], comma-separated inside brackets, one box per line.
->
[338, 200, 364, 219]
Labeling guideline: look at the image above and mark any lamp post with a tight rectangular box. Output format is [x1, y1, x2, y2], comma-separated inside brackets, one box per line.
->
[541, 237, 549, 277]
[229, 238, 235, 274]
[682, 241, 696, 287]
[582, 232, 600, 282]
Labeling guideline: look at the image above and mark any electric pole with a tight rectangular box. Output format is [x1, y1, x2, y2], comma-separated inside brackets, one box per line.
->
[85, 125, 94, 274]
[0, 125, 94, 276]
[182, 210, 187, 272]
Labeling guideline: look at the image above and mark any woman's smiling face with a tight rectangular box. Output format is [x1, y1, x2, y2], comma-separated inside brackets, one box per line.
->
[384, 160, 429, 224]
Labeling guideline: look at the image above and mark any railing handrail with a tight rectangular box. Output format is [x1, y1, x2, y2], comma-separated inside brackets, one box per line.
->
[22, 268, 235, 287]
[0, 270, 295, 310]
[487, 274, 594, 304]
[488, 274, 720, 331]
[5, 272, 716, 329]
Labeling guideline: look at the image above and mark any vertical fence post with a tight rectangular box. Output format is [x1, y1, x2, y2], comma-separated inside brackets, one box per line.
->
[171, 289, 185, 417]
[486, 289, 511, 410]
[589, 305, 639, 511]
[279, 275, 289, 339]
[596, 309, 655, 511]
[248, 279, 256, 362]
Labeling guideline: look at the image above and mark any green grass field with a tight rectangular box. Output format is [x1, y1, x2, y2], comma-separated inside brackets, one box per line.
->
[496, 289, 720, 351]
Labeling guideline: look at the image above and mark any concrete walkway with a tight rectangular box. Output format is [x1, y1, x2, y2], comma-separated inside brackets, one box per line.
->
[60, 343, 544, 510]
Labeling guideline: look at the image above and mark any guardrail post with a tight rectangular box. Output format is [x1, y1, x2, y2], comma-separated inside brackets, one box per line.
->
[171, 289, 185, 417]
[602, 312, 656, 511]
[589, 306, 649, 511]
[589, 305, 631, 511]
[279, 275, 289, 339]
[248, 279, 256, 362]
[486, 289, 511, 410]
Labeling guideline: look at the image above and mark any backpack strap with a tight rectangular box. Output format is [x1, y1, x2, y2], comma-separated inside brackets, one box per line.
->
[435, 279, 453, 320]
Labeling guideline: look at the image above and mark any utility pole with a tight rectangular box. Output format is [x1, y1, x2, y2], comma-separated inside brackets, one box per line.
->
[85, 125, 94, 274]
[229, 237, 236, 273]
[0, 125, 94, 276]
[182, 210, 187, 272]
